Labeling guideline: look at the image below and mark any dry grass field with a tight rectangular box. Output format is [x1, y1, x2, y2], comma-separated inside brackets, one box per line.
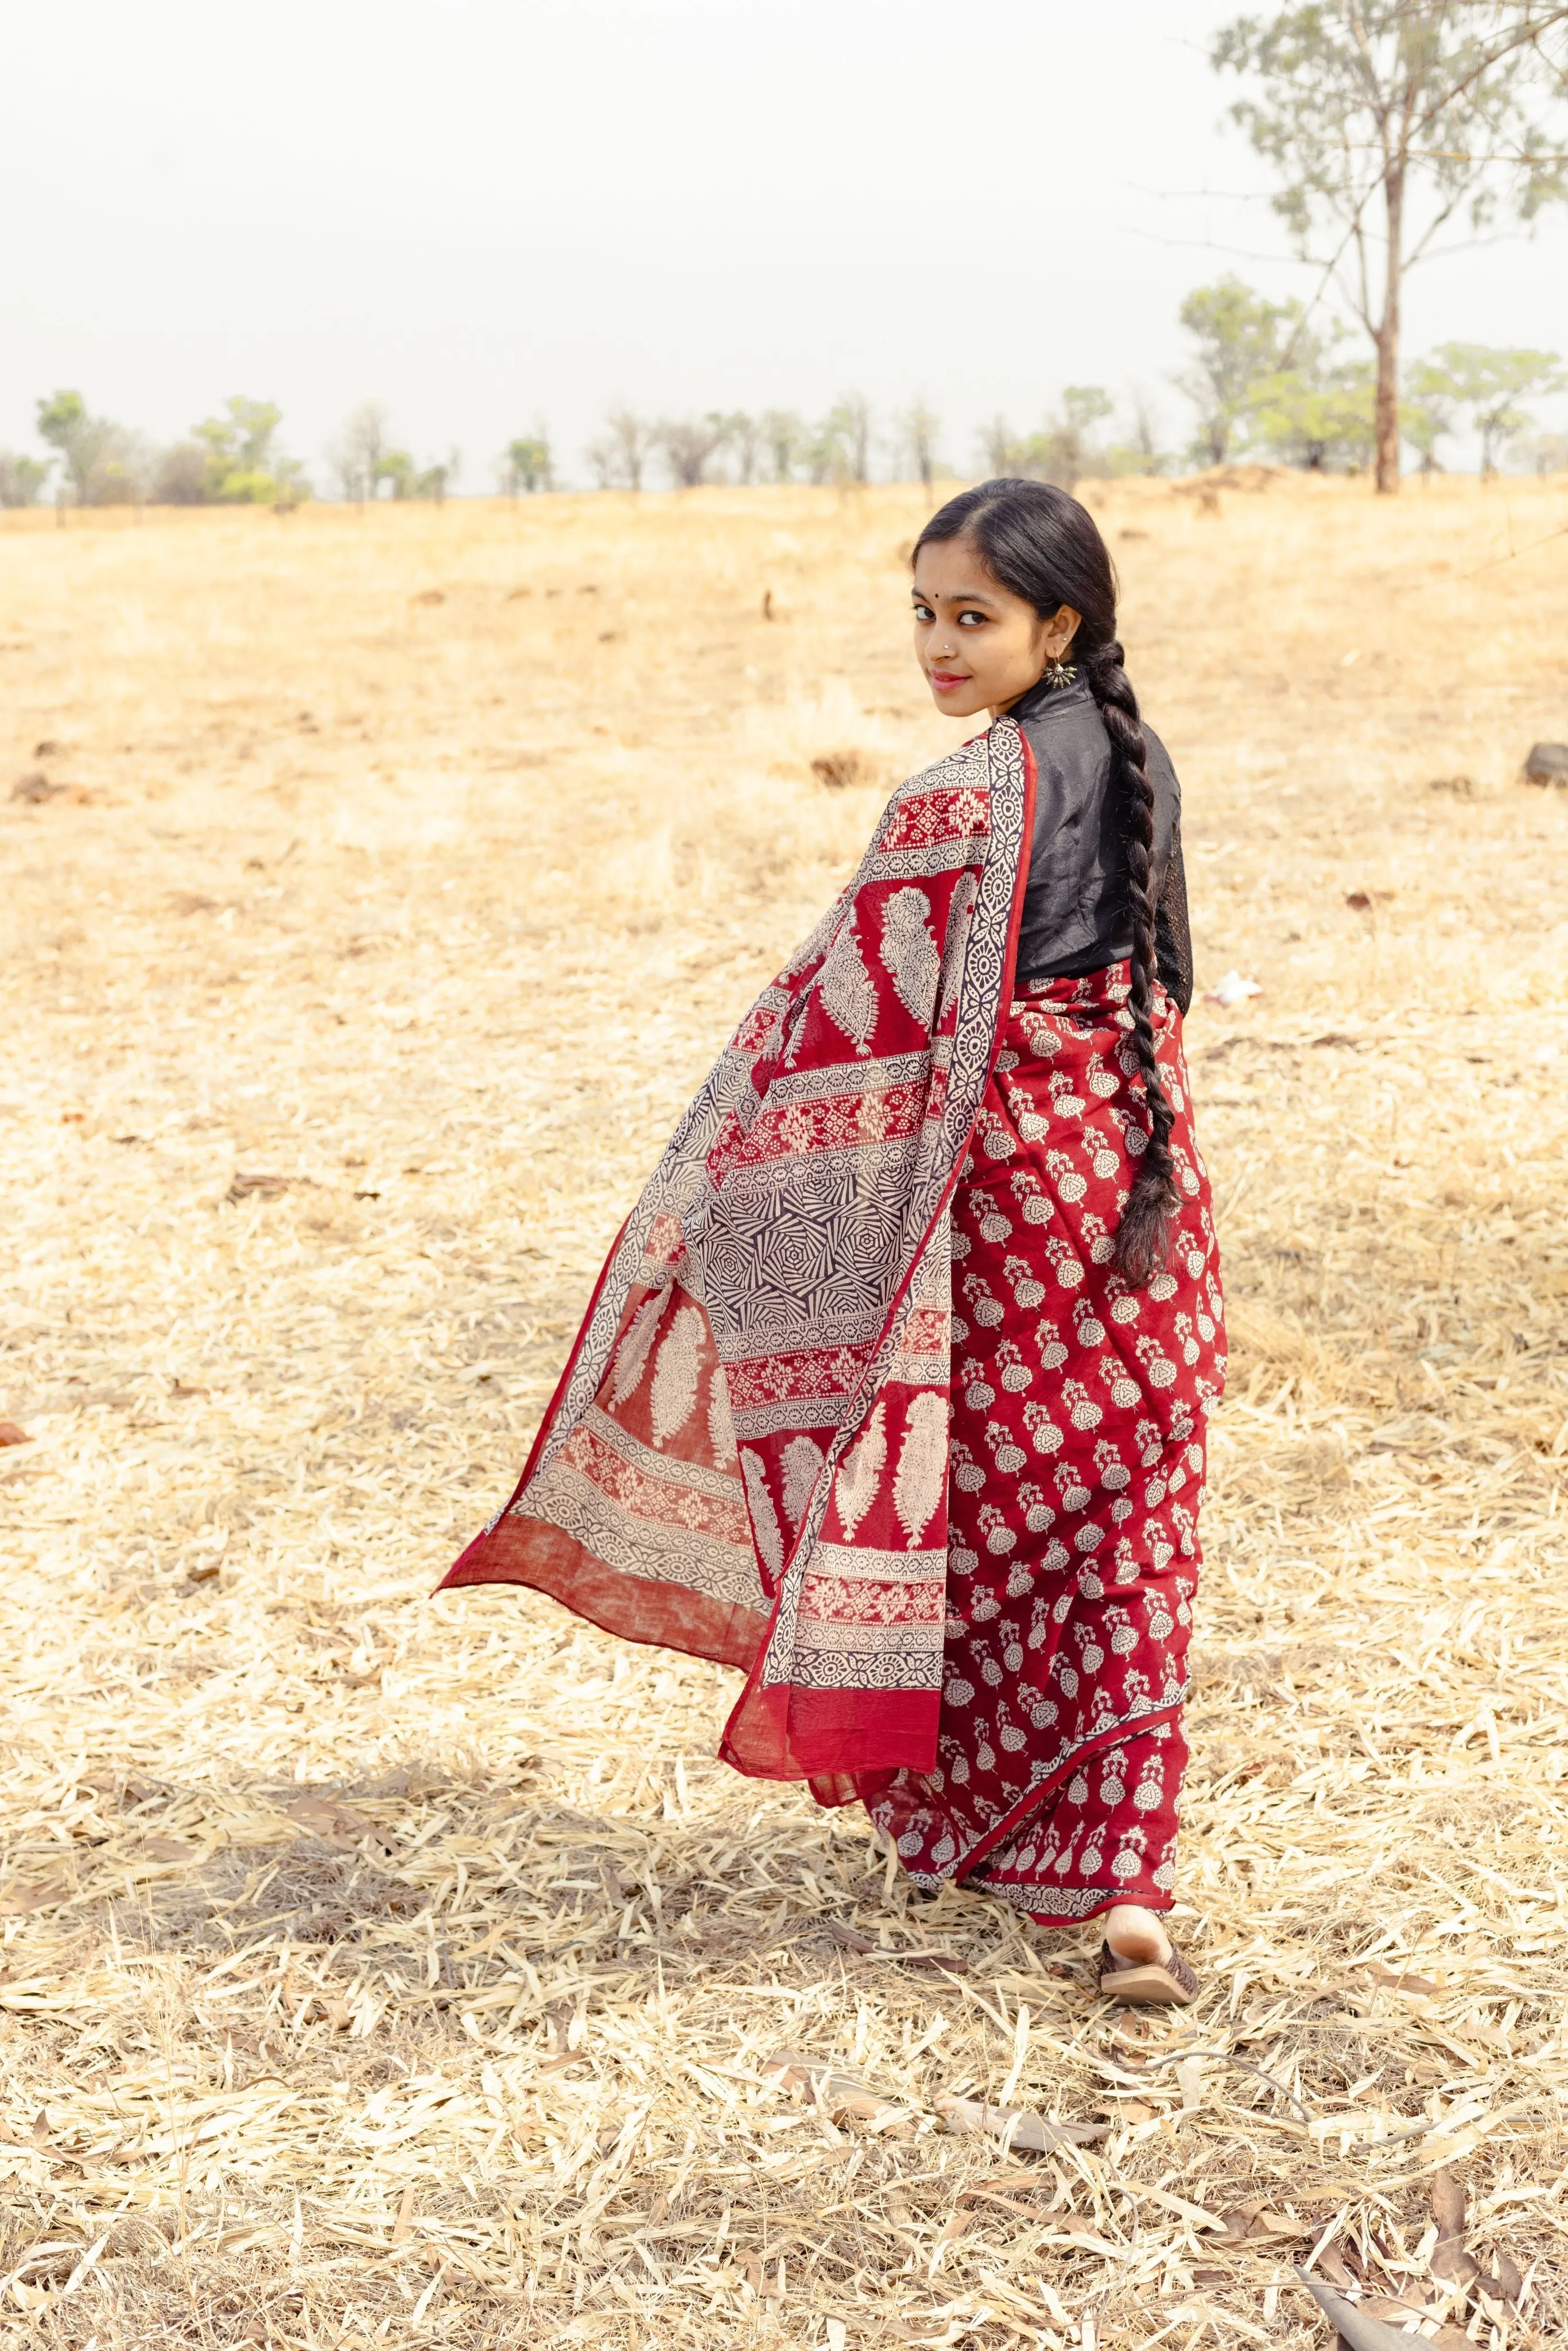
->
[1, 472, 1566, 2350]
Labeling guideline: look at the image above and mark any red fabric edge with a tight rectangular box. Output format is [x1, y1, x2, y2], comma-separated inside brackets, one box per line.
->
[440, 1511, 769, 1677]
[951, 1697, 1186, 1883]
[720, 1683, 942, 1782]
[716, 722, 1041, 1783]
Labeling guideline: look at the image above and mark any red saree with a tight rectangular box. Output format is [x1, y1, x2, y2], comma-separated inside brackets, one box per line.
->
[854, 967, 1223, 1922]
[439, 717, 1227, 1886]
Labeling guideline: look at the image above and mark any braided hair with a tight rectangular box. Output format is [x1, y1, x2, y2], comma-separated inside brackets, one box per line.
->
[913, 478, 1180, 1287]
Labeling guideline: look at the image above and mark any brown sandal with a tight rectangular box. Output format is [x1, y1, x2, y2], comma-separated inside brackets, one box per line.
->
[1098, 1938, 1200, 2005]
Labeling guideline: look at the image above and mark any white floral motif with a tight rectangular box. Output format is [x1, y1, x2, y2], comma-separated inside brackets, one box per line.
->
[649, 1305, 705, 1446]
[609, 1287, 669, 1406]
[781, 1434, 826, 1530]
[707, 1364, 738, 1466]
[892, 1391, 947, 1547]
[879, 886, 942, 1021]
[817, 910, 878, 1056]
[834, 1401, 887, 1539]
[740, 1449, 783, 1578]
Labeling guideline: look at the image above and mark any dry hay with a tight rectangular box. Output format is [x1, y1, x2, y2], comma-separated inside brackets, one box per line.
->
[0, 476, 1565, 2349]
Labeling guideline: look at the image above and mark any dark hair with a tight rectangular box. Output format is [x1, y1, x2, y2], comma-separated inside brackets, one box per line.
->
[914, 477, 1178, 1286]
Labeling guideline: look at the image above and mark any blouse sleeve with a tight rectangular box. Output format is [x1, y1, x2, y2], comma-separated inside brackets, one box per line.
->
[1155, 816, 1193, 1016]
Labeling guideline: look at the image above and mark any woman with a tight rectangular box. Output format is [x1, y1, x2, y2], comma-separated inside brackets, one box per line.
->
[440, 480, 1224, 2003]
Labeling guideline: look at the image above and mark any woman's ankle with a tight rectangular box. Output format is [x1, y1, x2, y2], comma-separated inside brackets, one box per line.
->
[1103, 1903, 1173, 1966]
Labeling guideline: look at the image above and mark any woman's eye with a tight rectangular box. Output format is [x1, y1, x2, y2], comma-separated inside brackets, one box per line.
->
[912, 602, 934, 622]
[957, 610, 987, 628]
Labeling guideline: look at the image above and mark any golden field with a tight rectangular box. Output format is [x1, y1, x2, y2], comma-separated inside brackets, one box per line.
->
[1, 474, 1566, 2349]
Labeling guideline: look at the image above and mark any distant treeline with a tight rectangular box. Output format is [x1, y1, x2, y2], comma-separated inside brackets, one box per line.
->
[1, 280, 1563, 511]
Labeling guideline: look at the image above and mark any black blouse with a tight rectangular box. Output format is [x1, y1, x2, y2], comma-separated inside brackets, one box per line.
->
[1007, 676, 1193, 1015]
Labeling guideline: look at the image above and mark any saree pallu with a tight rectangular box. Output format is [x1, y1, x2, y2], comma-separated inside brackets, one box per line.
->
[854, 966, 1224, 1922]
[439, 716, 1227, 1836]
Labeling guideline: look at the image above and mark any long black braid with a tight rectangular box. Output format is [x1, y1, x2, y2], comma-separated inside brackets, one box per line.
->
[913, 478, 1179, 1286]
[1081, 638, 1180, 1283]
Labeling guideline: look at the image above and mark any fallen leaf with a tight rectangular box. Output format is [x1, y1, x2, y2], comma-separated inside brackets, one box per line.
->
[1311, 2241, 1357, 2290]
[1363, 1961, 1438, 1996]
[228, 1171, 313, 1201]
[1430, 2168, 1465, 2241]
[1220, 2202, 1304, 2241]
[824, 1921, 970, 1973]
[138, 1837, 196, 1864]
[826, 1921, 875, 1953]
[1481, 2249, 1522, 2302]
[0, 1881, 70, 1917]
[391, 2181, 415, 2243]
[952, 2174, 1058, 2225]
[286, 1795, 371, 1844]
[764, 2051, 915, 2133]
[933, 2090, 1105, 2154]
[1297, 2274, 1431, 2351]
[0, 1422, 30, 1446]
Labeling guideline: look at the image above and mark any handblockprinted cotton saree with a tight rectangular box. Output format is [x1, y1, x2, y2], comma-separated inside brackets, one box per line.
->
[440, 716, 1227, 1921]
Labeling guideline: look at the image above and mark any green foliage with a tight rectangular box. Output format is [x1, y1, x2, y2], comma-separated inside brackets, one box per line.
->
[1407, 340, 1566, 471]
[758, 410, 804, 483]
[1216, 6, 1568, 258]
[1245, 358, 1377, 470]
[379, 449, 456, 501]
[1213, 5, 1568, 489]
[142, 397, 310, 506]
[981, 386, 1119, 490]
[712, 413, 761, 484]
[1179, 277, 1301, 464]
[503, 437, 553, 494]
[805, 397, 872, 487]
[0, 452, 51, 507]
[36, 388, 142, 505]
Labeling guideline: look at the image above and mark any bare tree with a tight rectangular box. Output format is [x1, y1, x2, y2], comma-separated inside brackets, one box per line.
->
[759, 409, 803, 482]
[604, 406, 651, 491]
[835, 392, 872, 483]
[901, 401, 941, 490]
[331, 401, 391, 502]
[979, 416, 1019, 475]
[717, 412, 762, 483]
[1214, 4, 1568, 493]
[655, 414, 729, 488]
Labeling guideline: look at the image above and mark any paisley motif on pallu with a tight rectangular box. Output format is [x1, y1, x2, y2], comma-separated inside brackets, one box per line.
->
[852, 967, 1225, 1923]
[439, 721, 1035, 1782]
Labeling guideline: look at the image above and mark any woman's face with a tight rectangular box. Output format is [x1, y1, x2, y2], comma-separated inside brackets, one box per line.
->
[911, 535, 1080, 721]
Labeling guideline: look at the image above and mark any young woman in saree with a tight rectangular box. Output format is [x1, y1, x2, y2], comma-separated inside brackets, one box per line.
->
[440, 480, 1225, 2004]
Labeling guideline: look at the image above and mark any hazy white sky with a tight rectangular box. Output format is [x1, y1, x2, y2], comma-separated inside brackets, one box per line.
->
[3, 0, 1565, 487]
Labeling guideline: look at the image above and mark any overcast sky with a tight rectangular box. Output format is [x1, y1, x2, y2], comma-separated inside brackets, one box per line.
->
[4, 0, 1566, 488]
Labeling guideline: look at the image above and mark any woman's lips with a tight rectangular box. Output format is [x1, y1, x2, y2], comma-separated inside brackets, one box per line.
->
[930, 670, 969, 693]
